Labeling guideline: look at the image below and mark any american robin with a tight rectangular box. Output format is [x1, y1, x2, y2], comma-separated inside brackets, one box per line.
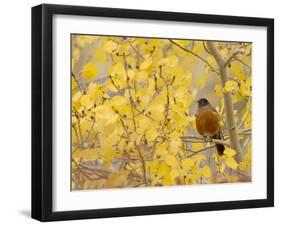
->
[195, 98, 225, 155]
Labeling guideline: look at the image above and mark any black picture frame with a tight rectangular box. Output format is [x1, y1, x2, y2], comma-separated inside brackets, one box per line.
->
[32, 3, 274, 222]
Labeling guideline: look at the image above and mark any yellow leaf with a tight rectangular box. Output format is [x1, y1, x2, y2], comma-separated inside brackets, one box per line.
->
[169, 168, 179, 179]
[87, 82, 103, 100]
[72, 77, 77, 90]
[158, 163, 170, 176]
[219, 163, 226, 174]
[110, 62, 126, 77]
[224, 148, 236, 157]
[214, 84, 223, 97]
[220, 154, 227, 160]
[135, 72, 149, 89]
[111, 95, 127, 110]
[192, 154, 206, 163]
[82, 63, 98, 79]
[163, 174, 173, 186]
[240, 77, 252, 96]
[169, 140, 181, 155]
[165, 55, 179, 67]
[127, 69, 135, 80]
[239, 162, 247, 171]
[181, 158, 194, 170]
[72, 92, 82, 110]
[146, 101, 165, 120]
[150, 160, 159, 173]
[80, 95, 92, 109]
[146, 127, 158, 141]
[230, 62, 246, 81]
[202, 165, 211, 177]
[103, 149, 116, 162]
[106, 80, 119, 92]
[155, 143, 168, 157]
[169, 131, 180, 140]
[165, 155, 178, 167]
[192, 143, 203, 151]
[136, 116, 151, 134]
[246, 77, 252, 87]
[140, 58, 152, 70]
[225, 157, 238, 169]
[224, 80, 238, 92]
[103, 40, 118, 53]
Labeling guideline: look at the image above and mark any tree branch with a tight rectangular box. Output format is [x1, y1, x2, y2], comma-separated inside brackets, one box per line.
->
[181, 136, 233, 148]
[187, 145, 216, 158]
[128, 41, 145, 60]
[223, 49, 244, 67]
[206, 42, 242, 162]
[169, 39, 219, 75]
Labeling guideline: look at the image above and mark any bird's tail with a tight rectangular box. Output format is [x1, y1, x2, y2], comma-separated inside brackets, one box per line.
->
[214, 133, 225, 156]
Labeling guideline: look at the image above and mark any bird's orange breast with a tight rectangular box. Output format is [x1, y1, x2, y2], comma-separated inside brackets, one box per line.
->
[196, 108, 220, 136]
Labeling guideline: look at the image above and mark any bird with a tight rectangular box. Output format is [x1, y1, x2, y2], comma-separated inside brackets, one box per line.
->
[195, 98, 225, 155]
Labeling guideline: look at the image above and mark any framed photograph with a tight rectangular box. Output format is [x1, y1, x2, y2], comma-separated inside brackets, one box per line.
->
[32, 4, 274, 221]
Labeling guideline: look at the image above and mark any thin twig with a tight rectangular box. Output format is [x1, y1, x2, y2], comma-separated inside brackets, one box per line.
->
[128, 41, 145, 60]
[159, 66, 171, 130]
[72, 72, 85, 94]
[237, 97, 252, 129]
[187, 145, 216, 158]
[169, 39, 219, 75]
[223, 49, 244, 67]
[235, 56, 252, 71]
[181, 136, 232, 148]
[123, 53, 137, 132]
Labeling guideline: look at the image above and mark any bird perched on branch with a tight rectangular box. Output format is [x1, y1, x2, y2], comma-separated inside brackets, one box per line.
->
[195, 98, 225, 155]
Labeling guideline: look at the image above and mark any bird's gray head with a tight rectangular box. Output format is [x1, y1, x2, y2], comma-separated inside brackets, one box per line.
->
[197, 98, 210, 108]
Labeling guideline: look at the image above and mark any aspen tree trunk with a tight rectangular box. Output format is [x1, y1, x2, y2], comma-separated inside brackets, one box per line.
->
[206, 42, 242, 162]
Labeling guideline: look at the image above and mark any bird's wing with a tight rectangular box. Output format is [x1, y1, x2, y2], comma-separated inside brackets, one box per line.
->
[210, 105, 224, 137]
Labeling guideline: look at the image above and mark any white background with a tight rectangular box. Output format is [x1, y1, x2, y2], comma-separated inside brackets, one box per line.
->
[0, 0, 279, 225]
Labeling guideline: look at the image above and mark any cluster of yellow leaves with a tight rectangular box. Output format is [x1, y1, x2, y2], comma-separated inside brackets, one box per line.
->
[71, 36, 252, 190]
[149, 148, 212, 186]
